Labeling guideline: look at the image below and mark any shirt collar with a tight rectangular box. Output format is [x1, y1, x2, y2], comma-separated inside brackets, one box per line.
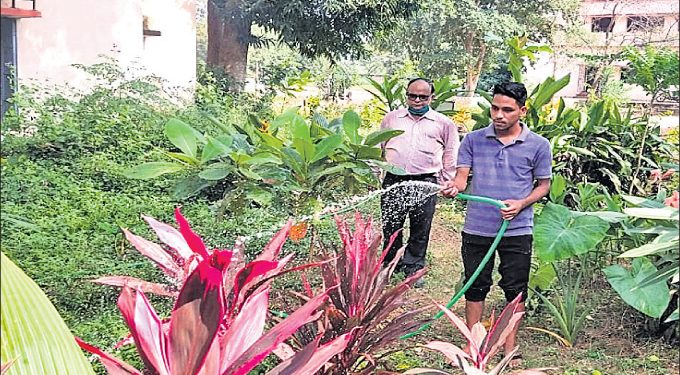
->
[484, 122, 530, 142]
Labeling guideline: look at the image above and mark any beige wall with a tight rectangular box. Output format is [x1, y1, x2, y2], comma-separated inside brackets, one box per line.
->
[527, 0, 679, 101]
[12, 0, 195, 91]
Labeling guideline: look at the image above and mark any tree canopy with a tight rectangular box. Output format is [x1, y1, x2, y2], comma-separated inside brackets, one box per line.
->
[208, 0, 418, 85]
[375, 0, 578, 94]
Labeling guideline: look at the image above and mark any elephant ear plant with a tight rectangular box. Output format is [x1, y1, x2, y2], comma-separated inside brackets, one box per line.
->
[78, 209, 351, 374]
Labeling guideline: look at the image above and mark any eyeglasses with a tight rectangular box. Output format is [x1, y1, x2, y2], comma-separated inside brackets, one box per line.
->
[406, 93, 432, 101]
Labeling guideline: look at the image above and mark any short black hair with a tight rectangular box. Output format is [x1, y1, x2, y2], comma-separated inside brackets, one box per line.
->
[407, 77, 435, 95]
[492, 82, 527, 106]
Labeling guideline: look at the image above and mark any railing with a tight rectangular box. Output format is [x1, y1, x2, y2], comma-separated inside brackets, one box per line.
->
[9, 0, 36, 10]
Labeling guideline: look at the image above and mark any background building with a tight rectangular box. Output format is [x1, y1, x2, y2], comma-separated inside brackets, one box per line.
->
[1, 0, 196, 118]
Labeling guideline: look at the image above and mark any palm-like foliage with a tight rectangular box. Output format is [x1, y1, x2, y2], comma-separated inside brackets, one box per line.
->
[288, 212, 433, 374]
[403, 295, 555, 375]
[78, 209, 350, 374]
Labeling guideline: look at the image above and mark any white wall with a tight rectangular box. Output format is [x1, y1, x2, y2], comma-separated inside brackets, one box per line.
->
[13, 0, 195, 91]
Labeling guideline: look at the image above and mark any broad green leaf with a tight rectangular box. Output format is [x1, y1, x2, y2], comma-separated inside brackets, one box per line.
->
[621, 195, 667, 208]
[246, 187, 273, 206]
[604, 258, 671, 318]
[124, 162, 185, 179]
[571, 211, 628, 223]
[618, 240, 679, 258]
[239, 167, 262, 180]
[198, 163, 233, 180]
[166, 152, 200, 166]
[363, 129, 404, 147]
[271, 107, 300, 132]
[343, 110, 362, 144]
[172, 175, 212, 199]
[201, 135, 233, 164]
[624, 207, 679, 221]
[356, 146, 383, 160]
[535, 203, 610, 261]
[372, 161, 408, 175]
[566, 146, 596, 157]
[532, 74, 570, 109]
[290, 115, 311, 142]
[1, 252, 96, 374]
[242, 153, 282, 166]
[258, 131, 284, 149]
[165, 118, 198, 158]
[529, 262, 557, 292]
[292, 138, 315, 164]
[549, 174, 567, 201]
[310, 134, 343, 164]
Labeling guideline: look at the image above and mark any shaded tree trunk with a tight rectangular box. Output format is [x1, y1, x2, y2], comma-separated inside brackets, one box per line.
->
[207, 0, 250, 87]
[463, 33, 486, 97]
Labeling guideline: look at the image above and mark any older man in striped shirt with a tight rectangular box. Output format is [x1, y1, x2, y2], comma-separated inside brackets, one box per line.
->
[380, 78, 459, 286]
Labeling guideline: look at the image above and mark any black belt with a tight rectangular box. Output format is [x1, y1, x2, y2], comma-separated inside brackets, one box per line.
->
[385, 171, 436, 180]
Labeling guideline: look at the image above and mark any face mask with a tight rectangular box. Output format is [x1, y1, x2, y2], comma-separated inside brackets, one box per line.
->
[408, 105, 430, 116]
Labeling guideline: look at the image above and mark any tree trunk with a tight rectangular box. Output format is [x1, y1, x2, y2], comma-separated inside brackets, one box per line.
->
[464, 34, 486, 97]
[464, 50, 486, 97]
[206, 0, 250, 87]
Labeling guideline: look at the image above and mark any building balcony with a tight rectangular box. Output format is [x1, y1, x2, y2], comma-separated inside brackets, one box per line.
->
[1, 0, 41, 18]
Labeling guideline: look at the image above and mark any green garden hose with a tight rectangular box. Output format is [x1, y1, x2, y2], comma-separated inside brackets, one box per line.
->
[400, 192, 508, 340]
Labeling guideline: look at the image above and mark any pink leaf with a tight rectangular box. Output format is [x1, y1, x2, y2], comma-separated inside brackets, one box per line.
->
[117, 287, 170, 375]
[143, 214, 193, 260]
[223, 289, 332, 375]
[230, 259, 280, 311]
[257, 219, 292, 260]
[75, 337, 142, 375]
[1, 359, 16, 375]
[287, 329, 355, 375]
[269, 329, 355, 375]
[174, 207, 209, 259]
[219, 287, 270, 373]
[168, 251, 229, 375]
[93, 276, 176, 297]
[122, 229, 182, 278]
[434, 302, 480, 361]
[422, 341, 472, 367]
[484, 294, 523, 356]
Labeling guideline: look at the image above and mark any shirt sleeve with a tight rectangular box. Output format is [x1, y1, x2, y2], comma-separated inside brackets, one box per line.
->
[533, 139, 553, 179]
[438, 119, 460, 184]
[457, 132, 473, 168]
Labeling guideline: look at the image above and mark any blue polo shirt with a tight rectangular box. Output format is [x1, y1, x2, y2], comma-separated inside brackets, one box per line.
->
[458, 124, 552, 237]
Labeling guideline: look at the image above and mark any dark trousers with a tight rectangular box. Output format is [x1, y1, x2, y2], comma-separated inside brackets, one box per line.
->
[461, 232, 533, 302]
[381, 172, 437, 270]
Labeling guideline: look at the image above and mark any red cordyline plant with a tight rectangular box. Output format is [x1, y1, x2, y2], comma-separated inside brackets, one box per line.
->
[77, 208, 352, 375]
[402, 295, 556, 375]
[283, 212, 433, 374]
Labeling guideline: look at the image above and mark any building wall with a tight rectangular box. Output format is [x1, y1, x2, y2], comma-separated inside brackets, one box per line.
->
[528, 0, 679, 101]
[9, 0, 195, 91]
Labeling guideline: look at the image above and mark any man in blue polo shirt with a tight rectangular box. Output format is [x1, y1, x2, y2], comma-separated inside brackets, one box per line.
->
[442, 82, 551, 367]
